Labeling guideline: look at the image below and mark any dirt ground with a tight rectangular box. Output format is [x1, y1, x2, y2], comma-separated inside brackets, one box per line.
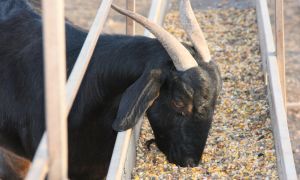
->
[28, 0, 300, 177]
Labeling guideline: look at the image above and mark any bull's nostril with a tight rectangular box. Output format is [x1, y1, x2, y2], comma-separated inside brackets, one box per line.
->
[145, 139, 156, 150]
[185, 158, 196, 167]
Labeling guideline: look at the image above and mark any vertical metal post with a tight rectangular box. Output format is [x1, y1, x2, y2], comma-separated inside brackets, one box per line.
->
[42, 0, 68, 179]
[144, 0, 169, 37]
[126, 0, 135, 35]
[275, 0, 286, 107]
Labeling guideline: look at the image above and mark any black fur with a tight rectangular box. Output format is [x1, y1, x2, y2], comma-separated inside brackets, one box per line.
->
[0, 0, 222, 179]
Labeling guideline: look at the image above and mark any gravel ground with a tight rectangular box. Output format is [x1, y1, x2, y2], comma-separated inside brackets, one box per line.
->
[28, 0, 300, 178]
[132, 8, 278, 179]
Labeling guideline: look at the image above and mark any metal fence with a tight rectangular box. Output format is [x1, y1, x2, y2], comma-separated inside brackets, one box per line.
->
[25, 0, 135, 179]
[23, 0, 294, 179]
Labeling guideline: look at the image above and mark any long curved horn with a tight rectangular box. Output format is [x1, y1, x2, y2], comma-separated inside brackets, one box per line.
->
[111, 4, 198, 71]
[179, 0, 211, 62]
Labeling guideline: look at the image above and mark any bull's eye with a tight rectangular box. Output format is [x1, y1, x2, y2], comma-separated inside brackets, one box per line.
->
[171, 99, 193, 117]
[171, 100, 185, 109]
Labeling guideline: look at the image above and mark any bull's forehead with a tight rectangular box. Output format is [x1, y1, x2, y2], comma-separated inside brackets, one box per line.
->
[175, 80, 194, 99]
[173, 69, 214, 112]
[181, 66, 212, 92]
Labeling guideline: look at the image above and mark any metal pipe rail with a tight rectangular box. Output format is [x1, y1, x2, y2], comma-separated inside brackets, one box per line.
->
[27, 0, 68, 179]
[106, 0, 169, 179]
[257, 0, 297, 178]
[126, 0, 135, 35]
[275, 0, 286, 107]
[23, 0, 297, 179]
[275, 0, 286, 108]
[26, 0, 114, 179]
[287, 102, 300, 109]
[25, 0, 169, 179]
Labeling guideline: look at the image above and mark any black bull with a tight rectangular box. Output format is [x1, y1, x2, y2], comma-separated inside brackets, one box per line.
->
[0, 0, 222, 179]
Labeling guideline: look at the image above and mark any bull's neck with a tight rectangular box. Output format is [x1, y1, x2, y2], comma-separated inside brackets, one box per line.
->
[84, 35, 166, 96]
[65, 29, 170, 106]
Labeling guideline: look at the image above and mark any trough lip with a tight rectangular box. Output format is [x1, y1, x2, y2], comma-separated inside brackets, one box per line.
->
[107, 0, 297, 179]
[256, 0, 297, 179]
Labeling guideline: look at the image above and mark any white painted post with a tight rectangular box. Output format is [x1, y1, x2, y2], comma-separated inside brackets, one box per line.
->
[42, 0, 68, 179]
[256, 0, 297, 179]
[66, 0, 115, 112]
[126, 0, 136, 35]
[275, 0, 286, 107]
[26, 0, 115, 179]
[107, 1, 169, 179]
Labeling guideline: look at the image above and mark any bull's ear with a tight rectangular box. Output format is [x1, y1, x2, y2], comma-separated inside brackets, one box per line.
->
[112, 68, 165, 131]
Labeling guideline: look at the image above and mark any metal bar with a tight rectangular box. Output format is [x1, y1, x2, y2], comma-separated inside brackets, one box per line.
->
[105, 1, 136, 179]
[66, 0, 114, 113]
[106, 1, 169, 179]
[126, 0, 135, 35]
[106, 130, 133, 180]
[25, 134, 49, 180]
[42, 0, 68, 179]
[106, 1, 136, 178]
[144, 0, 169, 38]
[256, 0, 297, 179]
[275, 0, 286, 107]
[26, 0, 115, 179]
[287, 102, 300, 109]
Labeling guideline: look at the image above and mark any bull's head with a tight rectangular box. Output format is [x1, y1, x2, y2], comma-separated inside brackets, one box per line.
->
[112, 0, 222, 167]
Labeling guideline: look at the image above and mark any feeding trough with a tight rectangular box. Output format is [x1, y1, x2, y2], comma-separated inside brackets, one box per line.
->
[18, 0, 296, 179]
[107, 0, 297, 179]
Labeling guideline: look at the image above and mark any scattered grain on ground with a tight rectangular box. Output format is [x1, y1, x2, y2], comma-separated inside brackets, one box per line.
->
[132, 8, 278, 179]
